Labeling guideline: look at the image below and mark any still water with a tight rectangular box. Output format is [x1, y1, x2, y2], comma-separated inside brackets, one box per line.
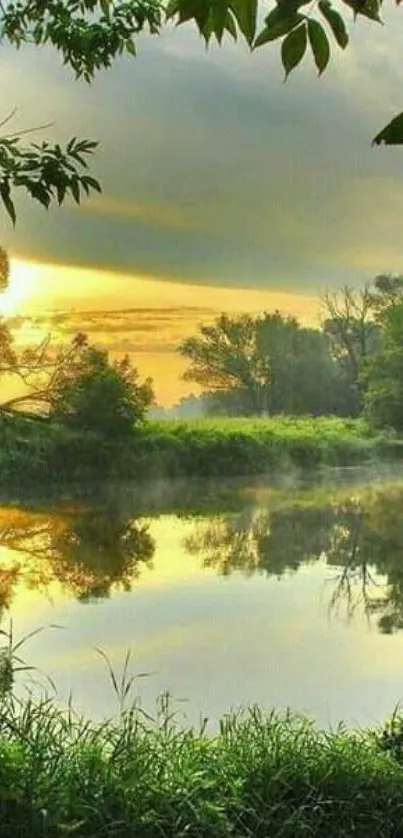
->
[3, 466, 403, 728]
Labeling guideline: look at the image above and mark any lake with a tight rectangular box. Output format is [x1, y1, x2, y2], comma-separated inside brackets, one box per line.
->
[3, 465, 403, 729]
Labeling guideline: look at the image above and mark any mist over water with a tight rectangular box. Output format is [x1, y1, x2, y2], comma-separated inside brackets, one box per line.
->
[2, 464, 403, 728]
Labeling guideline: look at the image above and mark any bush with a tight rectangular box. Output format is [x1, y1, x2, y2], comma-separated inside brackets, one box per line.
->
[49, 345, 154, 439]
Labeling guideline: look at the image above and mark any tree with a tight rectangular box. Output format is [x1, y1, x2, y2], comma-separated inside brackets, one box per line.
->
[364, 302, 403, 430]
[255, 311, 346, 415]
[0, 249, 88, 419]
[1, 0, 400, 222]
[49, 343, 154, 437]
[0, 247, 152, 429]
[368, 273, 403, 314]
[180, 310, 349, 417]
[180, 313, 267, 414]
[322, 285, 380, 414]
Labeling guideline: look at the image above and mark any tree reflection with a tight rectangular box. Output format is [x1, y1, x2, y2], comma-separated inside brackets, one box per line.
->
[3, 483, 403, 635]
[185, 487, 403, 634]
[0, 503, 154, 610]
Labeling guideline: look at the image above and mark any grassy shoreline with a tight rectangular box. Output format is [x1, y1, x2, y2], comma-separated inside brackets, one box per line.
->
[1, 415, 402, 489]
[1, 685, 403, 837]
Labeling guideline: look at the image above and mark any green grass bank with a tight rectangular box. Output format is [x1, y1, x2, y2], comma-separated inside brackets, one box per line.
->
[135, 416, 402, 477]
[1, 414, 403, 488]
[1, 688, 403, 837]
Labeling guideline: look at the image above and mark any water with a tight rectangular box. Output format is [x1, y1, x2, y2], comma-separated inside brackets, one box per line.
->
[3, 466, 403, 728]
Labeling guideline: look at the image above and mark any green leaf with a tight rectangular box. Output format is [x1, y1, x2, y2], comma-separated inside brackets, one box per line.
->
[56, 182, 67, 205]
[275, 0, 311, 9]
[281, 22, 307, 78]
[174, 0, 209, 28]
[126, 38, 136, 55]
[307, 18, 329, 74]
[318, 1, 348, 48]
[229, 0, 257, 44]
[341, 0, 382, 21]
[71, 179, 81, 204]
[165, 0, 181, 18]
[225, 10, 238, 38]
[83, 176, 102, 193]
[254, 11, 303, 47]
[0, 181, 16, 225]
[211, 1, 230, 42]
[372, 112, 403, 146]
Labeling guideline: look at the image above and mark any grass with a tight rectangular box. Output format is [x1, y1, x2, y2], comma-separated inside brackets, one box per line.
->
[1, 628, 403, 836]
[1, 413, 403, 489]
[1, 687, 403, 836]
[133, 416, 403, 478]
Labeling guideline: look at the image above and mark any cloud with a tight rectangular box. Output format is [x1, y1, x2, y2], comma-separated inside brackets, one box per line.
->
[3, 7, 403, 294]
[81, 195, 211, 232]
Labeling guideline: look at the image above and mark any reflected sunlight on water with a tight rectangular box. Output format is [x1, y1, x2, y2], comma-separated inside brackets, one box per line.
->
[2, 469, 403, 727]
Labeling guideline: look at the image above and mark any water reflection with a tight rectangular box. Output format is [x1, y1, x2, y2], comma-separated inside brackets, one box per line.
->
[0, 504, 154, 607]
[185, 487, 403, 634]
[1, 479, 403, 635]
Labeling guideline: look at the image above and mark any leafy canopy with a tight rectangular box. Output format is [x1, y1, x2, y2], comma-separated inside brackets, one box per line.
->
[180, 310, 354, 416]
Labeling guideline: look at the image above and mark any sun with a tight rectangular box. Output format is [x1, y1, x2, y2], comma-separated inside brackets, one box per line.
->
[0, 258, 37, 316]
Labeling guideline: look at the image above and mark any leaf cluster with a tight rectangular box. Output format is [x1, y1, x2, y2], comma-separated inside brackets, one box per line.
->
[0, 134, 100, 223]
[1, 0, 162, 80]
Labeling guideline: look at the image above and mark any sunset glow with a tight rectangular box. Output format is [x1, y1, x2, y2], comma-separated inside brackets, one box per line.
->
[0, 257, 321, 404]
[6, 258, 320, 320]
[0, 259, 38, 315]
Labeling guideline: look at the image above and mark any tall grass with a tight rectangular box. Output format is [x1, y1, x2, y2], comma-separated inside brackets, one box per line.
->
[1, 692, 403, 837]
[0, 637, 403, 837]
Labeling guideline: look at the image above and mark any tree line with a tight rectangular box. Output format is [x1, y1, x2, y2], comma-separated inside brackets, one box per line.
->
[176, 273, 403, 430]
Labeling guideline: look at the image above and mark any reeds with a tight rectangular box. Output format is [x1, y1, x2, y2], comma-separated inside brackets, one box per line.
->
[0, 630, 402, 836]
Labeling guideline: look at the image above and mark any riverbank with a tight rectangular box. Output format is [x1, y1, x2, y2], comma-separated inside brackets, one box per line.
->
[1, 414, 402, 488]
[0, 683, 402, 838]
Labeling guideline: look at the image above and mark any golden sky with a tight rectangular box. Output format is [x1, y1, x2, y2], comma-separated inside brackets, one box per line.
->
[3, 258, 320, 404]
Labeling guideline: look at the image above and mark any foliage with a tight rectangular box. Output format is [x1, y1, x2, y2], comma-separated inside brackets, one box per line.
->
[49, 343, 154, 437]
[322, 285, 381, 414]
[0, 413, 395, 487]
[177, 278, 403, 424]
[0, 129, 101, 224]
[0, 0, 162, 219]
[133, 416, 394, 479]
[1, 0, 161, 80]
[180, 310, 364, 417]
[0, 674, 402, 837]
[364, 302, 403, 431]
[0, 248, 153, 427]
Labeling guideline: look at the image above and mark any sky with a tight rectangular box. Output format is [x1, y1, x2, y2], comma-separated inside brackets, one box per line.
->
[2, 3, 403, 402]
